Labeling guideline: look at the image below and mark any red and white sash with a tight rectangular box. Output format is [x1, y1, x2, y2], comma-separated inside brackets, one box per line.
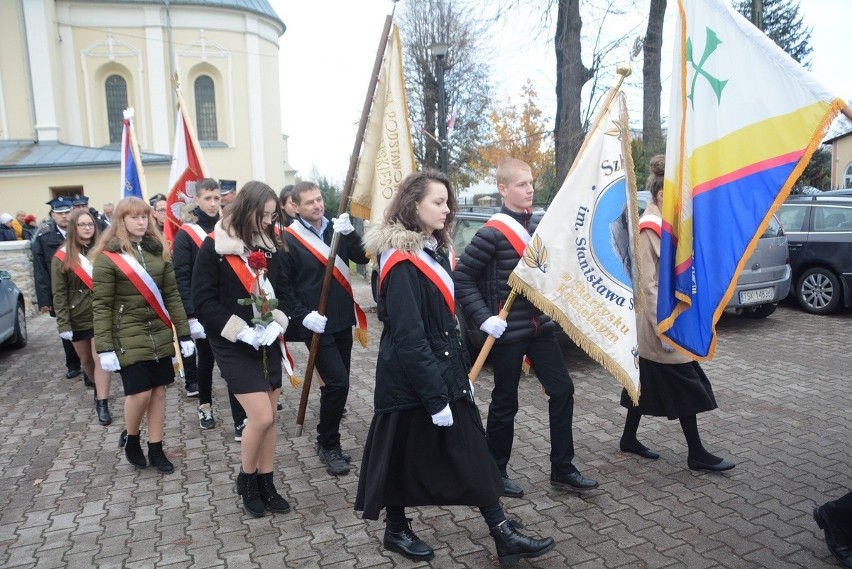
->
[180, 223, 212, 249]
[102, 251, 172, 327]
[638, 213, 662, 237]
[285, 222, 368, 335]
[379, 247, 455, 316]
[224, 252, 296, 377]
[485, 213, 531, 257]
[54, 246, 94, 290]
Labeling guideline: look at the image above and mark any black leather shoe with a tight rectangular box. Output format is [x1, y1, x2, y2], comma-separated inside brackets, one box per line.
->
[65, 368, 81, 379]
[814, 506, 852, 568]
[318, 446, 350, 476]
[490, 520, 555, 566]
[687, 456, 735, 472]
[384, 518, 434, 561]
[501, 474, 524, 498]
[82, 372, 94, 388]
[620, 440, 660, 460]
[551, 470, 599, 490]
[96, 400, 112, 426]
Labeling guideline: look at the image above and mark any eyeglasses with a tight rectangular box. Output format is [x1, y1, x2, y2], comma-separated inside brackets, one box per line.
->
[76, 223, 95, 228]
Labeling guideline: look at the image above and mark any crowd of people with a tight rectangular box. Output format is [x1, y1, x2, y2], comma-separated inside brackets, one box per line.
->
[23, 159, 850, 568]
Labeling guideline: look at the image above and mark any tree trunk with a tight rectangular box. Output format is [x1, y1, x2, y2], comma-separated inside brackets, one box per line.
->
[554, 0, 592, 188]
[643, 0, 666, 167]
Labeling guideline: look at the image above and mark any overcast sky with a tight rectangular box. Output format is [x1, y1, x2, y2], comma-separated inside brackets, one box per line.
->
[270, 0, 852, 185]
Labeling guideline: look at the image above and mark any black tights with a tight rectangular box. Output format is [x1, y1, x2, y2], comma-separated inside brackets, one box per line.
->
[622, 409, 722, 465]
[386, 504, 506, 529]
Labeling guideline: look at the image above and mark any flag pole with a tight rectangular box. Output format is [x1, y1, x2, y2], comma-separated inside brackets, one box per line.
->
[295, 9, 396, 436]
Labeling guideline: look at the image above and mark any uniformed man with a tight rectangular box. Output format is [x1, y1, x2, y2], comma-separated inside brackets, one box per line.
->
[219, 180, 237, 208]
[32, 197, 85, 382]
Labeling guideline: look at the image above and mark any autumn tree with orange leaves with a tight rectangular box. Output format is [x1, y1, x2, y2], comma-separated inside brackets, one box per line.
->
[476, 80, 556, 203]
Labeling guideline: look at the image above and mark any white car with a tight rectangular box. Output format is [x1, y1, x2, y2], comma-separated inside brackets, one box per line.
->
[0, 270, 27, 348]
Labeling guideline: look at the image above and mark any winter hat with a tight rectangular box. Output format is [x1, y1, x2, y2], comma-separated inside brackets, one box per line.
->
[0, 213, 13, 225]
[24, 214, 36, 224]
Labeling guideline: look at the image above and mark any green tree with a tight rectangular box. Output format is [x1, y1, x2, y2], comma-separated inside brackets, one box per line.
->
[796, 147, 831, 191]
[735, 0, 813, 68]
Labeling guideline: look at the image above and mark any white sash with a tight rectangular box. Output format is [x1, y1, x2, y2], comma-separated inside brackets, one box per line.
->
[119, 252, 171, 323]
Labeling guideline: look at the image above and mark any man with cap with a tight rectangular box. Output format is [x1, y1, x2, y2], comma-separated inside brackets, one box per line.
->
[32, 197, 84, 380]
[218, 180, 237, 208]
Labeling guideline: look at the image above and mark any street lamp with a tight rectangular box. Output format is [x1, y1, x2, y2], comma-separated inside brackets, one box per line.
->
[430, 41, 449, 175]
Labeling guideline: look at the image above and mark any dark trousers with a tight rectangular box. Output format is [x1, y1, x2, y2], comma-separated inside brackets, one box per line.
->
[62, 338, 80, 371]
[486, 332, 576, 475]
[823, 491, 852, 544]
[183, 339, 215, 405]
[308, 328, 352, 450]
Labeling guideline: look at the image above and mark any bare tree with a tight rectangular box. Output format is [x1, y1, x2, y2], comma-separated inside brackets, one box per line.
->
[397, 0, 492, 189]
[642, 0, 666, 166]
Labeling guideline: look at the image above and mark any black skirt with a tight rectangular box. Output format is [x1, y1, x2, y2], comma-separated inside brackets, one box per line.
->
[621, 357, 718, 420]
[207, 335, 283, 394]
[355, 398, 503, 521]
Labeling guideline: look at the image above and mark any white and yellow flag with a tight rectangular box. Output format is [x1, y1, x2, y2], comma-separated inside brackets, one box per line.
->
[508, 93, 641, 403]
[350, 25, 417, 222]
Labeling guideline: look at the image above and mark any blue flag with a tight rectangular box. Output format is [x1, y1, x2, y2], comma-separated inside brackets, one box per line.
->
[121, 117, 144, 199]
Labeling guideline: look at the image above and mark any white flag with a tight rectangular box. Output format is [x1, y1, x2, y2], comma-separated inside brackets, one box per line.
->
[508, 93, 641, 403]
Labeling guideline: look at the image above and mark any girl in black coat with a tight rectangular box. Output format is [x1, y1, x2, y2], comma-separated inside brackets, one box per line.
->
[355, 170, 555, 567]
[192, 182, 292, 517]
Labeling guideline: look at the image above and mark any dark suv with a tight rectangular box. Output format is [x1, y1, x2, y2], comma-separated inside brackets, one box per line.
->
[777, 192, 852, 314]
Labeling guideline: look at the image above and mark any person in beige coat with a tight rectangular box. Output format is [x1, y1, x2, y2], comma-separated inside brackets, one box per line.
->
[618, 155, 735, 472]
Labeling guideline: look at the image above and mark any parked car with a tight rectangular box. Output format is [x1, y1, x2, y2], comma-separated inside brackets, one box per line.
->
[777, 193, 852, 314]
[637, 191, 791, 318]
[0, 270, 27, 349]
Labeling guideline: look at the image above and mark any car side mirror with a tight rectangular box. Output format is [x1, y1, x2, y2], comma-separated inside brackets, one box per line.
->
[0, 270, 10, 281]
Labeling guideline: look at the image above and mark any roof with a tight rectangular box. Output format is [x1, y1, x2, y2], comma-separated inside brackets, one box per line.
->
[77, 0, 285, 32]
[0, 140, 172, 171]
[823, 129, 852, 145]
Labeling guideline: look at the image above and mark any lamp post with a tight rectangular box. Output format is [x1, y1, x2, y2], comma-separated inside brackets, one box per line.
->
[430, 41, 449, 175]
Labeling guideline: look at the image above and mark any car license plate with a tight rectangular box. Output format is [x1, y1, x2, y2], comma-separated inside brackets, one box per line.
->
[739, 287, 774, 305]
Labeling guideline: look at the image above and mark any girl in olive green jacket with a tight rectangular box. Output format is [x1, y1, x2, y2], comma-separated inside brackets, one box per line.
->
[91, 197, 192, 474]
[52, 209, 112, 426]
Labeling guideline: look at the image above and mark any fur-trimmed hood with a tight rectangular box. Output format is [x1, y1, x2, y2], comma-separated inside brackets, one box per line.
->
[363, 221, 434, 258]
[213, 219, 276, 255]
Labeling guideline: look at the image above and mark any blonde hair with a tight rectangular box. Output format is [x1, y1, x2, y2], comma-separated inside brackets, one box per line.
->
[90, 197, 171, 261]
[496, 158, 532, 186]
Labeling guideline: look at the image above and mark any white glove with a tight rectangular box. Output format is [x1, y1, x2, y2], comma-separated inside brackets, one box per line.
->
[258, 321, 284, 346]
[99, 351, 121, 372]
[59, 331, 73, 341]
[236, 325, 261, 350]
[188, 318, 206, 339]
[480, 315, 507, 339]
[661, 339, 675, 353]
[180, 340, 196, 357]
[332, 213, 355, 235]
[431, 404, 454, 427]
[468, 380, 475, 401]
[303, 311, 327, 334]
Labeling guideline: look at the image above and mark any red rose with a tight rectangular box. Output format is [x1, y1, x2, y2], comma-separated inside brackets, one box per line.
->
[247, 251, 267, 271]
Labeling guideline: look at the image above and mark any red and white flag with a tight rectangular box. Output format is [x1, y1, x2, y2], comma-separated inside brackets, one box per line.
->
[165, 93, 208, 242]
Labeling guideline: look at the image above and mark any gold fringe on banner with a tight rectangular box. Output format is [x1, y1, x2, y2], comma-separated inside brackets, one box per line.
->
[289, 374, 303, 389]
[354, 328, 369, 348]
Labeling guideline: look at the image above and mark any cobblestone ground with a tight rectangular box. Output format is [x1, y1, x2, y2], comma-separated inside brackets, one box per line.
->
[0, 282, 849, 568]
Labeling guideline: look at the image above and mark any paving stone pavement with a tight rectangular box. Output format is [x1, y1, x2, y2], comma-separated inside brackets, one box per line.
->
[0, 277, 849, 568]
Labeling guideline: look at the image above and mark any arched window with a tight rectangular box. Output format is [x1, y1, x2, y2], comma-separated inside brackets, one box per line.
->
[105, 74, 128, 144]
[844, 163, 852, 189]
[194, 75, 218, 141]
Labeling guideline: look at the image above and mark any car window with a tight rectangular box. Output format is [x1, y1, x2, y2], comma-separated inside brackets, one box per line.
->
[777, 204, 808, 232]
[453, 218, 486, 253]
[759, 215, 783, 238]
[812, 205, 852, 232]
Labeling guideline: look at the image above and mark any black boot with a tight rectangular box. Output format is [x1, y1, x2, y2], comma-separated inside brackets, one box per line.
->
[257, 472, 291, 513]
[235, 469, 266, 517]
[383, 518, 434, 561]
[96, 399, 112, 426]
[82, 372, 94, 388]
[119, 430, 146, 469]
[147, 441, 174, 474]
[489, 520, 555, 567]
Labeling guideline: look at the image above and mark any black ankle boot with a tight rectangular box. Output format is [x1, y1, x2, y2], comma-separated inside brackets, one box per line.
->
[119, 430, 146, 469]
[147, 441, 174, 474]
[257, 472, 291, 513]
[96, 400, 112, 426]
[236, 469, 266, 517]
[489, 520, 555, 567]
[383, 518, 434, 561]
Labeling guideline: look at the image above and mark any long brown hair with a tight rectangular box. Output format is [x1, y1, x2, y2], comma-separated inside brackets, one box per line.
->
[220, 181, 284, 251]
[89, 197, 171, 260]
[60, 209, 99, 272]
[383, 170, 456, 248]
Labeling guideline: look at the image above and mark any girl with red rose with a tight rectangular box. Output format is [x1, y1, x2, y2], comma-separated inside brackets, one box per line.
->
[192, 181, 293, 517]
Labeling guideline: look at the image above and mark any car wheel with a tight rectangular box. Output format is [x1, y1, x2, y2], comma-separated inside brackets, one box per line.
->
[796, 267, 841, 315]
[9, 302, 27, 349]
[741, 303, 777, 319]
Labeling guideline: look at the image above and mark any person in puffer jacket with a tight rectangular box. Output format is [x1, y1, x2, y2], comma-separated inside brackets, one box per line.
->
[92, 197, 192, 475]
